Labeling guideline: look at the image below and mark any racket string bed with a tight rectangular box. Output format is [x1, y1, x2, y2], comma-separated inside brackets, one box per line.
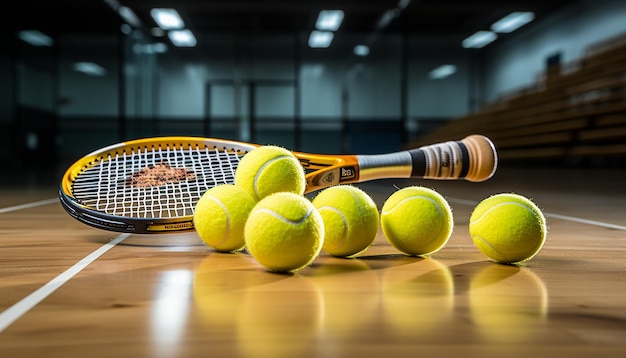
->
[177, 144, 193, 218]
[142, 147, 157, 218]
[127, 149, 137, 218]
[71, 143, 244, 219]
[164, 145, 177, 219]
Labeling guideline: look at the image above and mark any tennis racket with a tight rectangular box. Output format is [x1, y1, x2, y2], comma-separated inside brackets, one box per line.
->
[59, 134, 497, 233]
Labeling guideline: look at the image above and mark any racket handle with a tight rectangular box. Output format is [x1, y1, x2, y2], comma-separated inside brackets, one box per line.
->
[459, 134, 498, 182]
[357, 135, 497, 182]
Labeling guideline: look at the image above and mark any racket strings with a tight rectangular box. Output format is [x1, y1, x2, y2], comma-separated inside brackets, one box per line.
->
[71, 144, 243, 218]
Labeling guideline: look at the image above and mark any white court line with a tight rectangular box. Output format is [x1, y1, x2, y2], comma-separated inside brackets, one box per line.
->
[542, 213, 626, 231]
[0, 233, 130, 333]
[447, 197, 626, 232]
[0, 198, 58, 214]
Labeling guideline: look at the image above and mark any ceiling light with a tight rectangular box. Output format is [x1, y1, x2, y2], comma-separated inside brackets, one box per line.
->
[118, 6, 141, 28]
[315, 10, 344, 31]
[168, 29, 197, 47]
[151, 27, 166, 37]
[376, 9, 399, 30]
[354, 45, 370, 56]
[462, 31, 497, 48]
[73, 62, 107, 77]
[308, 31, 334, 48]
[120, 24, 132, 35]
[429, 65, 457, 79]
[151, 8, 185, 30]
[152, 43, 168, 54]
[397, 0, 412, 10]
[18, 30, 54, 47]
[491, 12, 535, 33]
[103, 0, 121, 11]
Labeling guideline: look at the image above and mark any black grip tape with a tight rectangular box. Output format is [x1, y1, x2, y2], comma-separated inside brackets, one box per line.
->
[457, 141, 470, 179]
[408, 149, 426, 178]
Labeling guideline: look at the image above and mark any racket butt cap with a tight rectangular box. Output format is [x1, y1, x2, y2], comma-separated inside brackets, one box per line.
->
[462, 135, 498, 182]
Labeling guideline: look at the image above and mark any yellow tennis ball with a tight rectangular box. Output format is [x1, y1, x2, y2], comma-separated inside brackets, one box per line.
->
[193, 184, 256, 252]
[234, 145, 306, 201]
[245, 192, 324, 272]
[469, 193, 547, 264]
[312, 185, 379, 257]
[381, 186, 453, 256]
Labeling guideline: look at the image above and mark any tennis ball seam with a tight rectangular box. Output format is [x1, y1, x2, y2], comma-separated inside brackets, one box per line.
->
[253, 207, 315, 225]
[321, 185, 366, 236]
[382, 196, 445, 216]
[312, 185, 378, 258]
[206, 195, 231, 247]
[317, 205, 348, 248]
[253, 154, 294, 199]
[470, 201, 540, 225]
[472, 234, 509, 263]
[346, 187, 366, 216]
[245, 192, 324, 272]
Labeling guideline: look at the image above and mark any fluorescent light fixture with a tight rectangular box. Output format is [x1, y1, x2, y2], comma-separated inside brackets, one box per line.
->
[354, 45, 370, 56]
[152, 43, 168, 54]
[103, 0, 121, 11]
[376, 9, 398, 30]
[135, 43, 167, 54]
[168, 29, 197, 47]
[73, 62, 107, 77]
[315, 10, 344, 31]
[397, 0, 412, 10]
[118, 6, 141, 27]
[308, 31, 334, 48]
[462, 31, 497, 48]
[429, 64, 457, 79]
[151, 27, 165, 37]
[491, 12, 535, 33]
[151, 8, 185, 30]
[120, 24, 132, 35]
[18, 30, 54, 47]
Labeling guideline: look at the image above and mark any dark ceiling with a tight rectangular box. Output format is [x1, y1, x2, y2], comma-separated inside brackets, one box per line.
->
[7, 0, 577, 41]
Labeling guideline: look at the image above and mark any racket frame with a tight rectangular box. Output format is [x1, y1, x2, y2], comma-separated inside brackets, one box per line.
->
[59, 137, 258, 233]
[59, 135, 497, 234]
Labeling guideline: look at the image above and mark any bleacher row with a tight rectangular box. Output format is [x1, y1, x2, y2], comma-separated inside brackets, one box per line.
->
[408, 33, 626, 164]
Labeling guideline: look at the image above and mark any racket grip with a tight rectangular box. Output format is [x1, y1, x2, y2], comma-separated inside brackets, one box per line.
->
[356, 135, 497, 183]
[408, 134, 497, 182]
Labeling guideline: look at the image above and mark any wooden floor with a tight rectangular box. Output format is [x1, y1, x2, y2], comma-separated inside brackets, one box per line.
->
[1, 165, 625, 357]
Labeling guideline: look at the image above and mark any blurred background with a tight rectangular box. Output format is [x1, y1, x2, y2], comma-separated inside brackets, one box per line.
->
[2, 0, 626, 182]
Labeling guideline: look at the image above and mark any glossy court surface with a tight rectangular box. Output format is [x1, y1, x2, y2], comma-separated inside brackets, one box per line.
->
[1, 165, 625, 357]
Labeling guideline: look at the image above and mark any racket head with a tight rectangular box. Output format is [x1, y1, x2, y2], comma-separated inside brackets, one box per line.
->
[59, 137, 258, 233]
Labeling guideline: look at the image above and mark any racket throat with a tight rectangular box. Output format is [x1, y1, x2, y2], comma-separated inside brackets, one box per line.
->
[356, 152, 414, 182]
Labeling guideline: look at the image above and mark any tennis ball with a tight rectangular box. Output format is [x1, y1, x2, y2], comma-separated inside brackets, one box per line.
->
[193, 184, 256, 252]
[234, 145, 306, 201]
[245, 192, 324, 272]
[381, 186, 453, 256]
[312, 185, 379, 257]
[469, 193, 547, 264]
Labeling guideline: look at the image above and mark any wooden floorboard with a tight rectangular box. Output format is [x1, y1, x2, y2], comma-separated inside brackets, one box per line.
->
[0, 165, 625, 357]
